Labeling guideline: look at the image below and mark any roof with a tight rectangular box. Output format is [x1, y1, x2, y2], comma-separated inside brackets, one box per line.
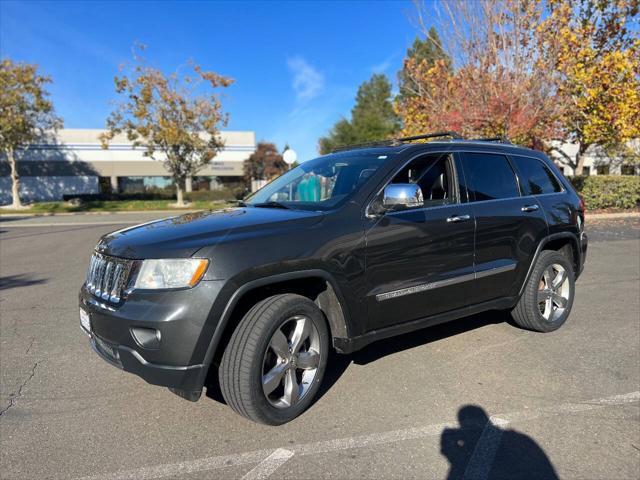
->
[330, 139, 540, 157]
[328, 132, 540, 157]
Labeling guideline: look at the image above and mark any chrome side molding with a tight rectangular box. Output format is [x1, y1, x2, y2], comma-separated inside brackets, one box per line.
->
[376, 263, 516, 302]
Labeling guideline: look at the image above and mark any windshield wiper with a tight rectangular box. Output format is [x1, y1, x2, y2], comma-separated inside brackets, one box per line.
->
[252, 201, 290, 210]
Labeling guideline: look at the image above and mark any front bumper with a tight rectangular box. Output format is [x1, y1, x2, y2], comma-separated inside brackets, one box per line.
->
[79, 280, 223, 391]
[86, 329, 205, 390]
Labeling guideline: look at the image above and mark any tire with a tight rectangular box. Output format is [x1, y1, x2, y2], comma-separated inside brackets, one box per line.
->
[511, 250, 575, 332]
[219, 294, 329, 425]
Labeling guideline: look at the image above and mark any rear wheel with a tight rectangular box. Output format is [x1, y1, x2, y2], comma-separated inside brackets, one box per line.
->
[511, 250, 575, 332]
[219, 294, 329, 425]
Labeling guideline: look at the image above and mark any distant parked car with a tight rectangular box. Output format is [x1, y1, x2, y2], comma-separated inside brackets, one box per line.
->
[79, 132, 587, 425]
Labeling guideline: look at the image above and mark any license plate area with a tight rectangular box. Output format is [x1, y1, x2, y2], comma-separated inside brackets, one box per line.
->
[80, 308, 91, 334]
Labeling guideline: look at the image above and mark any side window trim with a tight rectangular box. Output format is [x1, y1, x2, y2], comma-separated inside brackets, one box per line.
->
[364, 151, 460, 217]
[508, 154, 566, 197]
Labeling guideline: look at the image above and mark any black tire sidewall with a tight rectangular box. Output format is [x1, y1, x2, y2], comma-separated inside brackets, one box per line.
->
[248, 295, 329, 425]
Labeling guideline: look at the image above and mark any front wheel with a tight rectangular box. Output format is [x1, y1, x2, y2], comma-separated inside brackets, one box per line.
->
[219, 294, 329, 425]
[511, 250, 575, 332]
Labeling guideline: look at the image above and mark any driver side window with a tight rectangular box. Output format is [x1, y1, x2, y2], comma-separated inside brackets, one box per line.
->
[390, 153, 455, 208]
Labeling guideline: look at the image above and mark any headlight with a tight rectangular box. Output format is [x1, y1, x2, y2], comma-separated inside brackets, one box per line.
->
[133, 259, 209, 289]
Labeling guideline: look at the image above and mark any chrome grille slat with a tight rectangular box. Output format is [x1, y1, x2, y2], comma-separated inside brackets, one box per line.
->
[109, 264, 123, 303]
[86, 256, 96, 288]
[84, 253, 131, 305]
[101, 262, 114, 300]
[94, 259, 106, 296]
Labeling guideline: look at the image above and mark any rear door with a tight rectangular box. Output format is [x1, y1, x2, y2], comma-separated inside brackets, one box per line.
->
[364, 152, 475, 331]
[459, 152, 547, 303]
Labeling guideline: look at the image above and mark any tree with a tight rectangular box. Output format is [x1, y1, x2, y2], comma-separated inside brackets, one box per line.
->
[244, 142, 287, 184]
[319, 74, 400, 154]
[0, 59, 62, 208]
[101, 46, 233, 206]
[397, 0, 563, 148]
[397, 27, 451, 101]
[539, 0, 640, 175]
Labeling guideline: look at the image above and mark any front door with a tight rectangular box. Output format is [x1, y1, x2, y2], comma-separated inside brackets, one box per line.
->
[364, 153, 475, 331]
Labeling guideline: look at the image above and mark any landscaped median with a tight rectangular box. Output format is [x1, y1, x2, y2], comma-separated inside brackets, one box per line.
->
[0, 199, 230, 215]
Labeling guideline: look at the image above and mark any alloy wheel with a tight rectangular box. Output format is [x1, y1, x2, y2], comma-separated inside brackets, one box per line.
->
[261, 315, 321, 409]
[537, 263, 570, 322]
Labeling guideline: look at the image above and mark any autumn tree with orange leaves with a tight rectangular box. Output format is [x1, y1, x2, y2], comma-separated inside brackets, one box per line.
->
[399, 0, 639, 169]
[540, 0, 640, 174]
[243, 142, 288, 185]
[101, 46, 233, 206]
[398, 1, 563, 147]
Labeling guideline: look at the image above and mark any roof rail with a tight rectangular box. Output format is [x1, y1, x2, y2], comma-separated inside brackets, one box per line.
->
[331, 131, 463, 153]
[395, 131, 463, 142]
[471, 136, 511, 144]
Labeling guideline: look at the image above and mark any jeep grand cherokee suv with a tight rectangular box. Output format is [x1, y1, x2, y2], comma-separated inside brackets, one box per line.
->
[79, 132, 587, 425]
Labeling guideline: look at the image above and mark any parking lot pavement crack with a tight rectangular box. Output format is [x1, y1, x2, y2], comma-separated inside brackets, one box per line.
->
[0, 361, 38, 416]
[25, 337, 35, 354]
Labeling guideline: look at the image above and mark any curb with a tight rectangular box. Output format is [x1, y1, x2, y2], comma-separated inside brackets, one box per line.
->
[586, 212, 639, 220]
[0, 209, 207, 218]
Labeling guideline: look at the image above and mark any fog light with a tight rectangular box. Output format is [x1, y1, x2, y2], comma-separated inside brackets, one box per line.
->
[131, 327, 161, 350]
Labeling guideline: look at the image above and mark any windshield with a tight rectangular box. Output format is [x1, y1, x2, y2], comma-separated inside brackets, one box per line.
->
[245, 152, 392, 211]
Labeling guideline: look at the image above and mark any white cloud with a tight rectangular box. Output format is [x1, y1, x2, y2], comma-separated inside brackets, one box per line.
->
[370, 52, 399, 74]
[287, 56, 325, 102]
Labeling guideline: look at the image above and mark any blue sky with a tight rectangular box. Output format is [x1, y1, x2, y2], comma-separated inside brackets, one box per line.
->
[0, 0, 434, 162]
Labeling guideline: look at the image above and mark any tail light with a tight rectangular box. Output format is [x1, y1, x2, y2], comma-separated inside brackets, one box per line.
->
[578, 195, 586, 213]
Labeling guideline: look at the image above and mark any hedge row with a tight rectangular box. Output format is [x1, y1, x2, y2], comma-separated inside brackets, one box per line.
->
[569, 175, 640, 210]
[63, 186, 247, 203]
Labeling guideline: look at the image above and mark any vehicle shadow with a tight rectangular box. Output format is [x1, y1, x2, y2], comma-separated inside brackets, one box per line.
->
[441, 404, 558, 479]
[0, 273, 48, 291]
[314, 309, 512, 403]
[350, 309, 511, 366]
[205, 310, 512, 407]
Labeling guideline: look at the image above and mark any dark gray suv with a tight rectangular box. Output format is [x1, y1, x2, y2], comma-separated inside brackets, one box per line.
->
[79, 132, 587, 425]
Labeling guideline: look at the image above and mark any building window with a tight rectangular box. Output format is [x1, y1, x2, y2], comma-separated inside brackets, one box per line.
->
[98, 177, 112, 194]
[118, 176, 174, 194]
[596, 165, 610, 175]
[192, 176, 214, 191]
[621, 165, 637, 176]
[583, 166, 591, 176]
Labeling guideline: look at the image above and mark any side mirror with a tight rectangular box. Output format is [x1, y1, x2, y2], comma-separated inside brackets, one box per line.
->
[382, 183, 424, 212]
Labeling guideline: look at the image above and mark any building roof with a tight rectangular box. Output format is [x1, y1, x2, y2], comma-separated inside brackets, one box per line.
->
[36, 129, 256, 148]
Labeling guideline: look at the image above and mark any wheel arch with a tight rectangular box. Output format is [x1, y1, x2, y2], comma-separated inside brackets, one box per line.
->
[201, 270, 351, 382]
[519, 232, 581, 297]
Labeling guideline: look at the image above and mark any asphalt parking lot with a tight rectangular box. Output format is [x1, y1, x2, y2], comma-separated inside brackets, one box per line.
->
[1, 213, 639, 480]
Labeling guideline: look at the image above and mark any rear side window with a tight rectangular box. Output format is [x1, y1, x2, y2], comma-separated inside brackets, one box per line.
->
[511, 156, 563, 195]
[461, 153, 519, 201]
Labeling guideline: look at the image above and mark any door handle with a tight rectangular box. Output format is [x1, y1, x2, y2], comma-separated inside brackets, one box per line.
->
[446, 214, 471, 223]
[521, 204, 540, 212]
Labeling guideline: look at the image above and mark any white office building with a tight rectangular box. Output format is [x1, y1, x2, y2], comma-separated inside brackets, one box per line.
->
[0, 129, 256, 204]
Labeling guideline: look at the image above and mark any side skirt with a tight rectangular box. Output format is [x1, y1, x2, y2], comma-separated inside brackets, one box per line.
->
[332, 296, 516, 354]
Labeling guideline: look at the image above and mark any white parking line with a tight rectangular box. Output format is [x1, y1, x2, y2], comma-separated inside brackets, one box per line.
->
[240, 448, 294, 480]
[462, 416, 509, 480]
[77, 391, 640, 480]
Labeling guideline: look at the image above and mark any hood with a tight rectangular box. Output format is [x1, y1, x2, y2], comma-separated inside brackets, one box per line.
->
[97, 207, 325, 259]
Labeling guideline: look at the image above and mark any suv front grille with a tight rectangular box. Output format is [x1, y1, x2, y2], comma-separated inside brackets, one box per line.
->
[85, 253, 133, 304]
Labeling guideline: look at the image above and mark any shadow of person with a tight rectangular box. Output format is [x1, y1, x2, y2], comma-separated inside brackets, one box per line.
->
[441, 405, 559, 480]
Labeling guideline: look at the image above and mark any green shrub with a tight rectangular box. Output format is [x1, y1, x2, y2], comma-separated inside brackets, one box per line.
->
[187, 186, 248, 201]
[569, 175, 640, 210]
